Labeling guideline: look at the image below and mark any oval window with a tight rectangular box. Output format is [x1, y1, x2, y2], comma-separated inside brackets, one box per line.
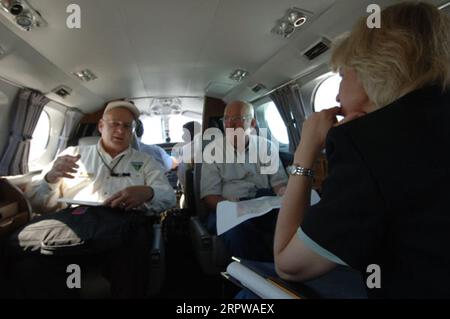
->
[259, 101, 289, 145]
[314, 73, 341, 112]
[29, 111, 50, 162]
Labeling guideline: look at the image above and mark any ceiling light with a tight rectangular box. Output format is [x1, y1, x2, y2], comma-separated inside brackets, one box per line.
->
[287, 10, 307, 27]
[272, 8, 308, 38]
[0, 0, 47, 31]
[9, 0, 23, 15]
[229, 69, 249, 82]
[15, 10, 32, 28]
[73, 69, 98, 82]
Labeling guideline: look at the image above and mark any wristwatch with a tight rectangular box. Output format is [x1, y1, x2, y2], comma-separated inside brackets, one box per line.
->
[286, 165, 315, 178]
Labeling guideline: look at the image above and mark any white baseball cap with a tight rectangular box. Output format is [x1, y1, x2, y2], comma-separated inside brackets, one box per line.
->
[104, 101, 140, 120]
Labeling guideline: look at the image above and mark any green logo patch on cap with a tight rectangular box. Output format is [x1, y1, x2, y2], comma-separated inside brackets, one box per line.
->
[131, 161, 143, 172]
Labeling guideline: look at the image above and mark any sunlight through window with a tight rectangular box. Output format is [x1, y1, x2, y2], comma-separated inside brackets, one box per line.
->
[260, 101, 289, 145]
[314, 73, 341, 112]
[29, 111, 50, 162]
[140, 114, 199, 144]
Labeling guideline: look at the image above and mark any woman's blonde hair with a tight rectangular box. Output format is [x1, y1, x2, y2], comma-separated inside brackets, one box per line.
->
[331, 1, 450, 108]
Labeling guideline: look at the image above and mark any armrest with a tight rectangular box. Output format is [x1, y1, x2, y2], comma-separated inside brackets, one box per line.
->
[189, 216, 212, 250]
[150, 224, 163, 265]
[147, 223, 166, 296]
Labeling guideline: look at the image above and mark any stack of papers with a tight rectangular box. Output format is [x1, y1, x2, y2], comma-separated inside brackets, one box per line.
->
[225, 261, 301, 299]
[57, 198, 103, 206]
[216, 190, 320, 235]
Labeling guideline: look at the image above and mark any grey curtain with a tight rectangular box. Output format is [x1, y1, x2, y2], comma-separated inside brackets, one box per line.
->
[0, 89, 49, 176]
[270, 84, 307, 151]
[56, 108, 83, 155]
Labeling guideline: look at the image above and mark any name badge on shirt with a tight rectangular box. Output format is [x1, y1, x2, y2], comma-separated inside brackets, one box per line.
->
[131, 162, 143, 172]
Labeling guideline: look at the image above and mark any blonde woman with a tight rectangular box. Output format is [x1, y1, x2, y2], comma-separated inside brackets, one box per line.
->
[275, 2, 450, 298]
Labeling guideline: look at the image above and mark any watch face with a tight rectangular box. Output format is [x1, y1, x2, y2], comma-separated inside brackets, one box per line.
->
[287, 165, 295, 175]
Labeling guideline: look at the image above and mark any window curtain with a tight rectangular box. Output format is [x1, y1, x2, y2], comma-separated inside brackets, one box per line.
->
[270, 84, 307, 151]
[56, 108, 83, 155]
[0, 89, 49, 176]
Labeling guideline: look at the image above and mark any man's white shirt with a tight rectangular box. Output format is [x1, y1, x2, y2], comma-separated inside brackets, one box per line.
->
[200, 135, 287, 200]
[27, 141, 176, 213]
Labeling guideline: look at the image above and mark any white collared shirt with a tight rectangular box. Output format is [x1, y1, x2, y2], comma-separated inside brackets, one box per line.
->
[27, 141, 176, 213]
[200, 135, 288, 200]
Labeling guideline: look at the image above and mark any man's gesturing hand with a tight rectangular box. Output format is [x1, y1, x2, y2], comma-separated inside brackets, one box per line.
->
[45, 154, 81, 184]
[104, 186, 154, 210]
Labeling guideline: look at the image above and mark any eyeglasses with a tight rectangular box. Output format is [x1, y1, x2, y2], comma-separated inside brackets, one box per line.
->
[221, 115, 252, 124]
[102, 119, 136, 132]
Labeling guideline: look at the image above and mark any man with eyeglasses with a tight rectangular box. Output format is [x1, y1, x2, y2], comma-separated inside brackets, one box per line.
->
[200, 101, 288, 261]
[30, 100, 175, 212]
[20, 100, 176, 298]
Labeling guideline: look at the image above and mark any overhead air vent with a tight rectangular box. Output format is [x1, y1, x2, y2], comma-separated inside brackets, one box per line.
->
[251, 83, 266, 93]
[52, 85, 72, 98]
[303, 39, 330, 61]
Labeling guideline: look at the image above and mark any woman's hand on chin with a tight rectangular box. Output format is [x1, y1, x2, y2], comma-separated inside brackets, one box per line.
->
[294, 107, 341, 165]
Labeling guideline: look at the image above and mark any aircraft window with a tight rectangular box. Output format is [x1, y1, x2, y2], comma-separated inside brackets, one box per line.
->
[314, 73, 341, 112]
[258, 101, 289, 145]
[29, 110, 50, 162]
[140, 114, 199, 144]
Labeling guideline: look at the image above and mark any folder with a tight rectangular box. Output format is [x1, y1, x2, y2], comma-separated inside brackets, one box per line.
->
[222, 257, 316, 299]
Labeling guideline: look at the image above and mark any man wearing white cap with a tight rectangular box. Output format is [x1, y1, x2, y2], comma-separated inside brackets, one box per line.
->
[29, 100, 176, 212]
[20, 100, 176, 298]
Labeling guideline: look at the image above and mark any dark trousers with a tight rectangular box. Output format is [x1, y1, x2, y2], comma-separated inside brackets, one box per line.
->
[102, 219, 152, 298]
[4, 207, 153, 299]
[207, 189, 279, 262]
[6, 235, 152, 299]
[207, 210, 277, 262]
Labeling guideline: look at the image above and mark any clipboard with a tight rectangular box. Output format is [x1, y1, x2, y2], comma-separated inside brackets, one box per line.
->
[57, 198, 103, 206]
[224, 257, 304, 299]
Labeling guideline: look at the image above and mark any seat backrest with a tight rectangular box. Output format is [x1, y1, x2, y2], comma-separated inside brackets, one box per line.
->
[193, 163, 210, 220]
[208, 116, 224, 133]
[182, 165, 196, 212]
[0, 178, 32, 238]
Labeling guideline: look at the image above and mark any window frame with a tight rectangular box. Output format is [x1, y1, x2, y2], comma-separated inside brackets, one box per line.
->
[253, 97, 290, 153]
[28, 102, 66, 172]
[312, 72, 341, 113]
[28, 109, 51, 163]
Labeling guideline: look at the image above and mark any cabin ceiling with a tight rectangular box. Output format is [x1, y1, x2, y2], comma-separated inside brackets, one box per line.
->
[0, 0, 447, 113]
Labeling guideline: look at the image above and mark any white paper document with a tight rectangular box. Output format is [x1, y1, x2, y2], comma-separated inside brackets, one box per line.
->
[57, 198, 103, 206]
[216, 190, 320, 235]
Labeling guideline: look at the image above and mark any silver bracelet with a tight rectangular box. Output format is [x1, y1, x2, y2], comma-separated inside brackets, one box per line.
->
[286, 165, 315, 178]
